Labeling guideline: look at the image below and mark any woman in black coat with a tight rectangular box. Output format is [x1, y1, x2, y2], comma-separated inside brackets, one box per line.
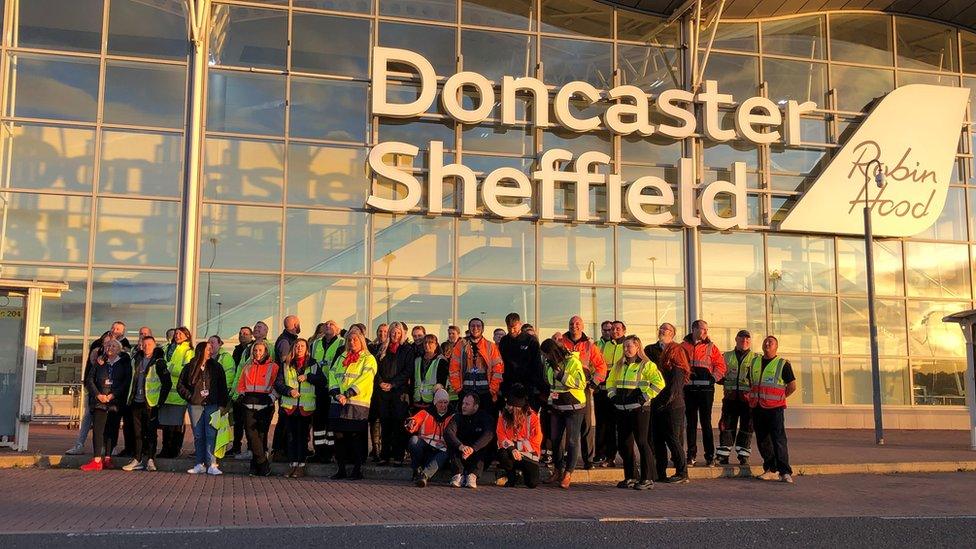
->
[80, 338, 131, 471]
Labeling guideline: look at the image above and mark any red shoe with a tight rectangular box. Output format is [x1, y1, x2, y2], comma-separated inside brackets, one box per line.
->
[80, 459, 103, 472]
[102, 457, 113, 469]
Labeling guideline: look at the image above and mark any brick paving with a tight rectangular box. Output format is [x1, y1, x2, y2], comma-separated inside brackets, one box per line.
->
[1, 468, 974, 534]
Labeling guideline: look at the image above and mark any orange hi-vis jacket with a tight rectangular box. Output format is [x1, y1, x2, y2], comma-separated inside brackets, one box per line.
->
[406, 408, 454, 451]
[559, 332, 608, 385]
[495, 409, 543, 461]
[449, 336, 504, 400]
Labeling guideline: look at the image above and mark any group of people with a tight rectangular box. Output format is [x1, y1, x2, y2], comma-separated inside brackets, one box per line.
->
[68, 313, 798, 488]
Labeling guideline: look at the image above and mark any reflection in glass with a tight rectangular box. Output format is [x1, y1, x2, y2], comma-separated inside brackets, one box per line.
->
[792, 356, 840, 405]
[379, 22, 457, 76]
[541, 38, 613, 87]
[371, 279, 453, 338]
[896, 18, 958, 72]
[836, 239, 903, 296]
[700, 292, 765, 351]
[461, 30, 535, 82]
[459, 219, 535, 281]
[700, 53, 757, 100]
[200, 204, 283, 271]
[768, 294, 838, 354]
[616, 227, 683, 287]
[287, 144, 368, 208]
[763, 59, 826, 106]
[915, 187, 967, 241]
[703, 141, 759, 170]
[294, 0, 371, 14]
[543, 129, 612, 156]
[3, 124, 94, 192]
[284, 276, 368, 333]
[620, 135, 682, 165]
[912, 359, 966, 405]
[104, 62, 187, 128]
[461, 124, 533, 155]
[618, 288, 685, 339]
[768, 146, 824, 174]
[372, 214, 454, 277]
[91, 269, 177, 336]
[842, 358, 909, 405]
[962, 30, 976, 74]
[290, 79, 368, 142]
[208, 5, 287, 70]
[95, 198, 179, 266]
[18, 0, 103, 53]
[206, 71, 285, 135]
[378, 119, 455, 166]
[0, 192, 90, 263]
[285, 209, 367, 274]
[539, 285, 613, 339]
[699, 231, 764, 291]
[618, 45, 681, 95]
[380, 0, 456, 22]
[762, 15, 824, 59]
[8, 55, 99, 122]
[904, 242, 970, 298]
[839, 298, 907, 356]
[0, 266, 87, 335]
[907, 300, 968, 358]
[462, 0, 534, 30]
[99, 131, 182, 197]
[830, 13, 893, 66]
[196, 273, 279, 340]
[204, 138, 284, 203]
[708, 22, 757, 52]
[767, 234, 835, 293]
[539, 222, 612, 283]
[458, 283, 534, 330]
[108, 0, 188, 59]
[291, 13, 370, 77]
[617, 11, 676, 45]
[540, 0, 611, 39]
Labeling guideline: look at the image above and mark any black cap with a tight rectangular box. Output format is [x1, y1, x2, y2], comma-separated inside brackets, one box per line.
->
[736, 330, 752, 339]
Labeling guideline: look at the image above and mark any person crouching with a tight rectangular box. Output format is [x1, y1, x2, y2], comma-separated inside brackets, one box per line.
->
[405, 388, 454, 487]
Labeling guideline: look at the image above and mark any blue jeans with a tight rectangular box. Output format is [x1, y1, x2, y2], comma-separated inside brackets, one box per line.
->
[551, 411, 584, 473]
[188, 404, 219, 466]
[408, 435, 447, 479]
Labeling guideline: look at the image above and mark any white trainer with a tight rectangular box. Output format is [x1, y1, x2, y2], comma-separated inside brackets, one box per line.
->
[187, 463, 206, 474]
[780, 473, 795, 484]
[465, 474, 478, 489]
[450, 474, 463, 487]
[146, 459, 157, 472]
[121, 459, 144, 471]
[207, 464, 223, 476]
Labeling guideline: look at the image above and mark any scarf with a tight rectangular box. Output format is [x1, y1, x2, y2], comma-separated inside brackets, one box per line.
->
[342, 350, 360, 368]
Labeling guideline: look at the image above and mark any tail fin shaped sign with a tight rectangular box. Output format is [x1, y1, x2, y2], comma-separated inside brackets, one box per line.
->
[778, 84, 969, 238]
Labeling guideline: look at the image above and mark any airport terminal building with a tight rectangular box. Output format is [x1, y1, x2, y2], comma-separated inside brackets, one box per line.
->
[3, 0, 976, 429]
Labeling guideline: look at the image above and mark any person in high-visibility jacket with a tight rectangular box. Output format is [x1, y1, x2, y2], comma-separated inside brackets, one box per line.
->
[595, 320, 626, 468]
[121, 335, 171, 472]
[274, 338, 317, 478]
[607, 335, 666, 490]
[413, 334, 451, 411]
[556, 315, 607, 470]
[405, 388, 454, 487]
[449, 318, 504, 413]
[496, 383, 543, 488]
[717, 329, 758, 465]
[749, 335, 797, 484]
[680, 319, 727, 467]
[157, 327, 193, 459]
[208, 335, 237, 391]
[328, 331, 377, 480]
[236, 340, 279, 477]
[540, 338, 587, 489]
[306, 320, 344, 462]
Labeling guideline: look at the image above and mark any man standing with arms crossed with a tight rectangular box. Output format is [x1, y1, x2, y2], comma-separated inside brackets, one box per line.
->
[681, 320, 726, 467]
[557, 316, 607, 470]
[750, 335, 797, 484]
[717, 330, 757, 466]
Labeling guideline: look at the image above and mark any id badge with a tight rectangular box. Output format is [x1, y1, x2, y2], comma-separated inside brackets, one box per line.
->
[104, 379, 113, 386]
[200, 389, 210, 398]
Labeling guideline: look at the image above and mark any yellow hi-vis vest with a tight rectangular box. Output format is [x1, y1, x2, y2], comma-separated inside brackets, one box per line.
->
[280, 360, 318, 412]
[131, 358, 163, 407]
[164, 342, 194, 406]
[546, 352, 587, 411]
[414, 355, 453, 404]
[607, 358, 666, 410]
[723, 349, 757, 394]
[216, 350, 237, 391]
[312, 336, 343, 366]
[328, 351, 377, 421]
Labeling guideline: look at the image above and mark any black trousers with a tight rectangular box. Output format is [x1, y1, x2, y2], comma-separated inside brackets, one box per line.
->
[652, 405, 687, 479]
[496, 447, 540, 488]
[685, 388, 715, 461]
[312, 403, 333, 460]
[244, 406, 274, 469]
[130, 402, 158, 462]
[119, 404, 134, 454]
[617, 407, 654, 483]
[579, 386, 596, 465]
[594, 389, 618, 463]
[449, 447, 489, 476]
[335, 427, 367, 469]
[160, 425, 185, 458]
[377, 393, 408, 461]
[271, 403, 287, 454]
[91, 409, 119, 458]
[283, 412, 312, 463]
[231, 400, 247, 453]
[718, 398, 754, 460]
[753, 407, 792, 475]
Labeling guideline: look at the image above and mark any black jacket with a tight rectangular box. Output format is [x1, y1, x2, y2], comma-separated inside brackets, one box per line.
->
[177, 358, 228, 407]
[444, 409, 494, 452]
[275, 330, 298, 363]
[85, 355, 132, 412]
[128, 347, 171, 406]
[232, 341, 250, 367]
[498, 332, 546, 397]
[375, 343, 414, 396]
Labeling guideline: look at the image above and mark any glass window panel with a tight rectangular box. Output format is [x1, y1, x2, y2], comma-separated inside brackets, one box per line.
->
[291, 13, 370, 77]
[767, 234, 835, 293]
[290, 78, 367, 142]
[458, 218, 535, 281]
[539, 285, 613, 339]
[895, 18, 958, 72]
[208, 5, 286, 70]
[458, 282, 534, 330]
[377, 119, 455, 167]
[284, 276, 368, 333]
[700, 292, 765, 351]
[372, 279, 454, 338]
[842, 358, 909, 405]
[708, 22, 757, 52]
[619, 288, 685, 340]
[897, 70, 959, 87]
[0, 266, 87, 335]
[540, 0, 611, 39]
[762, 15, 825, 59]
[94, 198, 179, 267]
[206, 71, 285, 136]
[792, 356, 841, 405]
[200, 204, 282, 271]
[617, 11, 676, 45]
[196, 273, 279, 341]
[763, 58, 827, 106]
[17, 0, 103, 53]
[963, 30, 976, 74]
[379, 22, 457, 76]
[836, 238, 904, 296]
[91, 269, 177, 337]
[8, 55, 99, 122]
[912, 359, 967, 405]
[380, 0, 455, 22]
[103, 61, 186, 128]
[703, 141, 759, 170]
[769, 146, 825, 175]
[700, 53, 758, 100]
[0, 192, 90, 262]
[699, 231, 765, 291]
[99, 130, 182, 197]
[539, 222, 612, 283]
[108, 0, 188, 59]
[904, 242, 970, 299]
[829, 13, 893, 66]
[543, 128, 612, 156]
[620, 135, 682, 165]
[461, 124, 533, 155]
[907, 300, 968, 358]
[462, 0, 534, 31]
[285, 209, 367, 274]
[618, 45, 681, 95]
[839, 297, 907, 357]
[541, 38, 613, 88]
[616, 227, 683, 287]
[915, 187, 967, 241]
[461, 30, 536, 82]
[372, 214, 454, 277]
[294, 0, 372, 14]
[2, 123, 94, 192]
[287, 144, 368, 209]
[768, 295, 838, 354]
[204, 138, 284, 203]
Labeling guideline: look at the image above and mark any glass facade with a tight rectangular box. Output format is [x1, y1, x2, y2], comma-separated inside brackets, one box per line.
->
[0, 1, 972, 413]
